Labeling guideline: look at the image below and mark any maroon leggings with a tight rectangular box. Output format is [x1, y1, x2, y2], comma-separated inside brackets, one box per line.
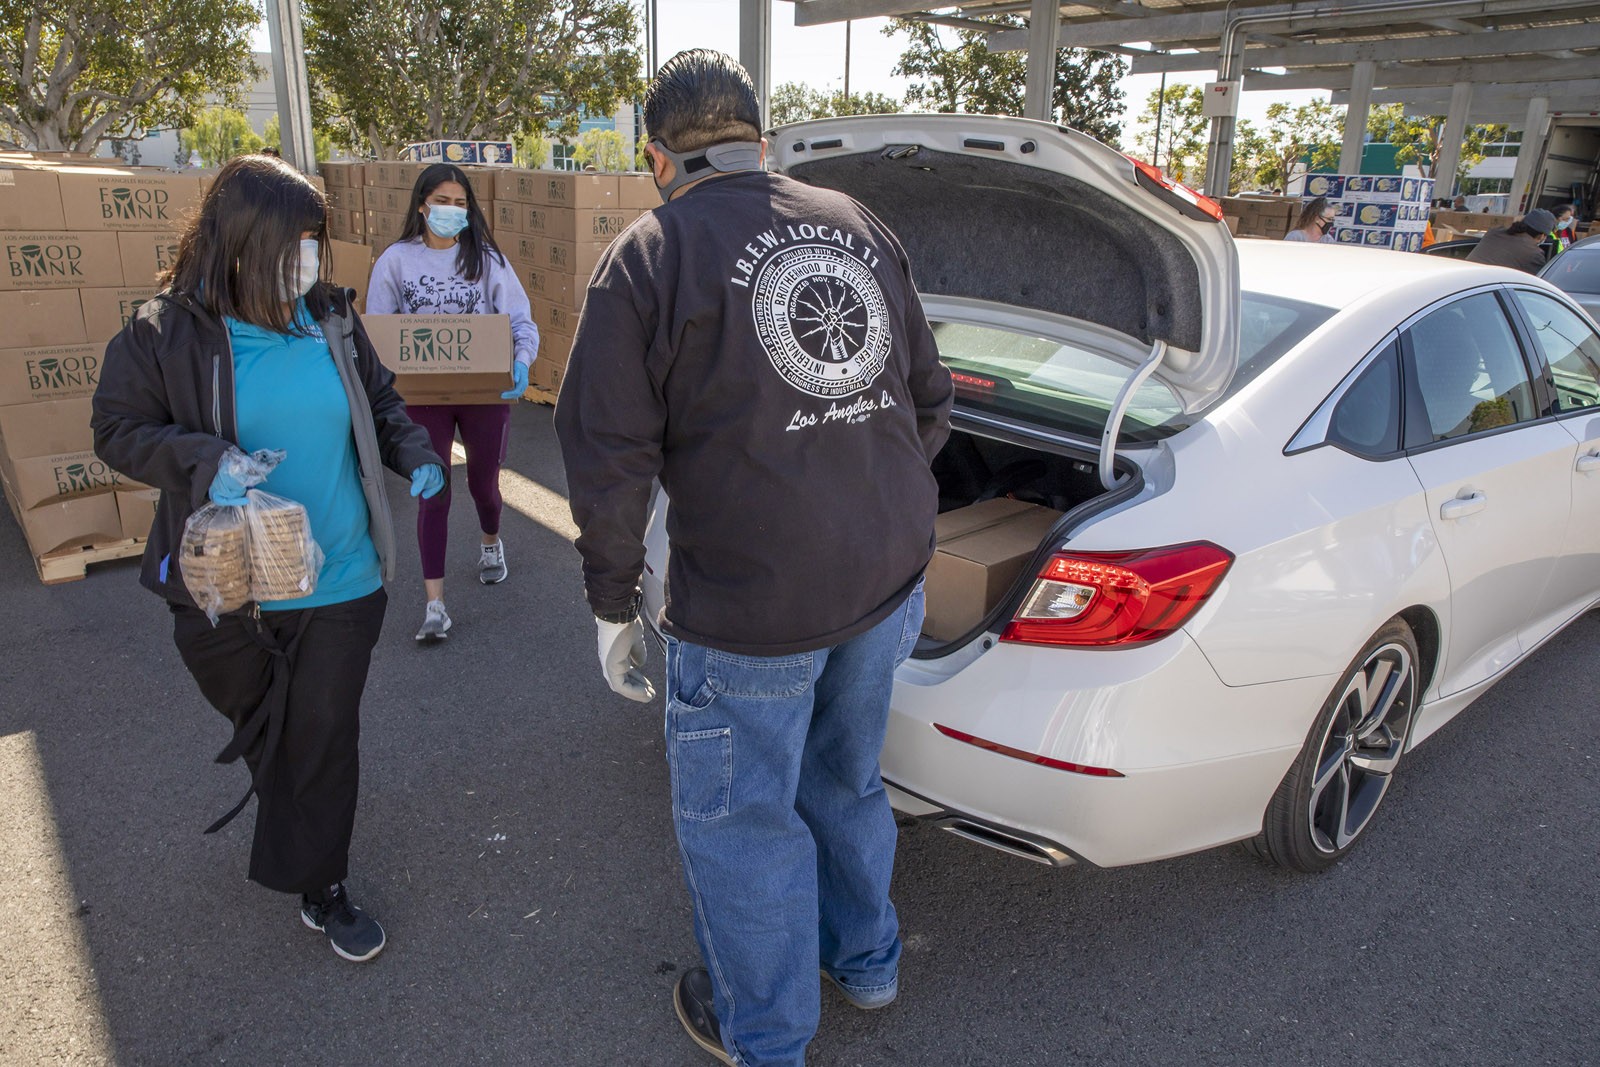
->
[407, 403, 511, 581]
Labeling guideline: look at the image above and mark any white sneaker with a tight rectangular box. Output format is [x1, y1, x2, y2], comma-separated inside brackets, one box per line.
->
[479, 539, 507, 585]
[415, 599, 452, 642]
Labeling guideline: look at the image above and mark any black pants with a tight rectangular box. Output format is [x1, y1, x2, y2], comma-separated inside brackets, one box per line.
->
[171, 589, 387, 894]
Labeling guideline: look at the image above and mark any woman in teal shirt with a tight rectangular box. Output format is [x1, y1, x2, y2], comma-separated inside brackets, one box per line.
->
[92, 155, 445, 963]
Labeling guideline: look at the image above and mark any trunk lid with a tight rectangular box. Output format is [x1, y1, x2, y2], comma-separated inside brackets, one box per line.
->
[770, 114, 1241, 423]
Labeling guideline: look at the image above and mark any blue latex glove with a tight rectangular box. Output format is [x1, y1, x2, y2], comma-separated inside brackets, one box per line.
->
[501, 360, 531, 400]
[208, 466, 250, 507]
[410, 464, 445, 500]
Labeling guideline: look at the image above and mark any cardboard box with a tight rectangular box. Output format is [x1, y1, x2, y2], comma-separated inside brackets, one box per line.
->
[365, 209, 410, 242]
[363, 185, 409, 213]
[617, 174, 659, 211]
[497, 170, 619, 209]
[56, 171, 202, 231]
[493, 201, 525, 234]
[523, 205, 638, 244]
[1223, 215, 1240, 235]
[79, 287, 156, 342]
[364, 314, 514, 405]
[537, 330, 573, 369]
[371, 161, 429, 190]
[0, 343, 103, 405]
[0, 290, 87, 346]
[531, 296, 578, 339]
[0, 168, 67, 230]
[0, 469, 124, 556]
[407, 140, 514, 167]
[0, 231, 124, 290]
[1302, 174, 1346, 200]
[0, 396, 94, 456]
[513, 263, 585, 310]
[515, 236, 606, 281]
[117, 487, 160, 541]
[0, 448, 144, 510]
[320, 162, 366, 188]
[922, 500, 1064, 642]
[117, 230, 181, 288]
[328, 239, 373, 312]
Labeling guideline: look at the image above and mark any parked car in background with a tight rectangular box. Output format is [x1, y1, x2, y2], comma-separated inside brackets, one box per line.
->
[642, 115, 1600, 876]
[1539, 234, 1600, 321]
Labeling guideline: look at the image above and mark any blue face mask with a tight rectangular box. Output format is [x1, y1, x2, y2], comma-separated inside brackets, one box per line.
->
[426, 204, 469, 239]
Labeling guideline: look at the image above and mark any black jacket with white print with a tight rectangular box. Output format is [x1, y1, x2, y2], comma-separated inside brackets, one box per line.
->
[555, 169, 953, 656]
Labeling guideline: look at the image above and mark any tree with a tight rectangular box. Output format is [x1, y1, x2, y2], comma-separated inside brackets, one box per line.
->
[262, 115, 335, 163]
[769, 82, 902, 127]
[890, 18, 1125, 142]
[1366, 104, 1502, 189]
[0, 0, 258, 153]
[305, 0, 643, 159]
[514, 130, 550, 168]
[1230, 119, 1269, 194]
[572, 127, 628, 172]
[179, 107, 262, 167]
[1132, 86, 1208, 183]
[1257, 100, 1344, 191]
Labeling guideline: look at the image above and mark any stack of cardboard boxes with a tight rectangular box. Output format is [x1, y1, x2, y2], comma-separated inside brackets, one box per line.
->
[1218, 195, 1300, 239]
[494, 170, 657, 395]
[0, 156, 192, 575]
[1312, 174, 1434, 252]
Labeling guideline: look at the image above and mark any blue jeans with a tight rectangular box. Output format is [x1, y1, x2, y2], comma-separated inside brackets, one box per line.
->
[664, 579, 925, 1067]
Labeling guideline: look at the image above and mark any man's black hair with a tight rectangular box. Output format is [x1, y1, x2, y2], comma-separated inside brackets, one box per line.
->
[644, 49, 761, 153]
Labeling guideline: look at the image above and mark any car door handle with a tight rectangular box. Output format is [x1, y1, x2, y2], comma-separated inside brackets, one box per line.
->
[1440, 492, 1487, 520]
[1577, 452, 1600, 473]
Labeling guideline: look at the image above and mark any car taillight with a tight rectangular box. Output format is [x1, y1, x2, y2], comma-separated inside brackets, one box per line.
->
[1127, 157, 1226, 223]
[1000, 542, 1233, 648]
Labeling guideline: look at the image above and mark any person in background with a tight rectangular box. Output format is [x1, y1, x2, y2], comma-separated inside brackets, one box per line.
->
[1466, 207, 1558, 273]
[556, 49, 952, 1067]
[1452, 194, 1469, 211]
[1285, 197, 1336, 243]
[367, 163, 539, 643]
[1551, 203, 1577, 254]
[91, 155, 445, 962]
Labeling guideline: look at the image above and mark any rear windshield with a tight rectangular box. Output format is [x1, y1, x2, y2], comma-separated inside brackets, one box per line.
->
[1544, 249, 1600, 294]
[932, 292, 1334, 442]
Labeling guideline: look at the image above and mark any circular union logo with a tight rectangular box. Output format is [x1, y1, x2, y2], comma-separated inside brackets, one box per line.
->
[752, 243, 891, 399]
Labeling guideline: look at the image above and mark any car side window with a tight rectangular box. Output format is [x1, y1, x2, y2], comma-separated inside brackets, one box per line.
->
[1402, 293, 1537, 445]
[1328, 339, 1401, 456]
[1511, 289, 1600, 414]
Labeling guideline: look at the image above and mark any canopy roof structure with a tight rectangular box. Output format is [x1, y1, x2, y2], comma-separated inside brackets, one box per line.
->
[754, 0, 1600, 203]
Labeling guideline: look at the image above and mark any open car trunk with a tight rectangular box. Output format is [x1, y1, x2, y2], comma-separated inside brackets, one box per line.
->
[915, 418, 1142, 656]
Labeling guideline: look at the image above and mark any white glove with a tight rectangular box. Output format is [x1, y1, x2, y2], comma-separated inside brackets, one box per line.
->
[596, 616, 656, 703]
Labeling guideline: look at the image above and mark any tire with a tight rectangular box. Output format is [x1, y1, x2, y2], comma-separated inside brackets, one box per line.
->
[1246, 618, 1420, 873]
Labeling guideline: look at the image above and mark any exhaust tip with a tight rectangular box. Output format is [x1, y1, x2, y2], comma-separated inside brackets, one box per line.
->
[934, 818, 1075, 867]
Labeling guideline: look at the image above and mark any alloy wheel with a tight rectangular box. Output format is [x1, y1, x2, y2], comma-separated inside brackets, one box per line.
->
[1307, 641, 1416, 854]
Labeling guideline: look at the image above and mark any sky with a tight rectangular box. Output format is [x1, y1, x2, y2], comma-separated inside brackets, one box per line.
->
[253, 2, 1332, 144]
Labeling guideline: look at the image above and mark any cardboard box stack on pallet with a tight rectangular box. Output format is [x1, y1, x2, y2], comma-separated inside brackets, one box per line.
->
[495, 169, 656, 397]
[1218, 195, 1300, 239]
[0, 155, 183, 580]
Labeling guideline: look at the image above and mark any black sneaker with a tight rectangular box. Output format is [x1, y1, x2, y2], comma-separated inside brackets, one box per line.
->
[300, 884, 386, 962]
[674, 967, 734, 1065]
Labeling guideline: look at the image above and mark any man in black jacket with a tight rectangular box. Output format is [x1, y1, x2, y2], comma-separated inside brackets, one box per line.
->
[555, 49, 952, 1067]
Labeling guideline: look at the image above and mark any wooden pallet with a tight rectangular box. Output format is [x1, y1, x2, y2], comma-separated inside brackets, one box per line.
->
[521, 385, 559, 407]
[36, 536, 145, 586]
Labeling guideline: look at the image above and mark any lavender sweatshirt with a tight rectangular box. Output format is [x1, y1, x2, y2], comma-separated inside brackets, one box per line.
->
[367, 239, 540, 366]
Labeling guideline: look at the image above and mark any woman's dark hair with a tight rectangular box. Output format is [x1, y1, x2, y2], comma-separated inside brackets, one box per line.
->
[398, 163, 503, 283]
[1294, 196, 1332, 231]
[165, 155, 330, 333]
[644, 49, 762, 152]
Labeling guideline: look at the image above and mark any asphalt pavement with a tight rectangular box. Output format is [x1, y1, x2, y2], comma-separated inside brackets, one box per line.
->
[2, 401, 1596, 1066]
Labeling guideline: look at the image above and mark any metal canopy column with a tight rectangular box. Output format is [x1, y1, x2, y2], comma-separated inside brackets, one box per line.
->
[263, 0, 317, 174]
[741, 0, 773, 129]
[1508, 94, 1551, 212]
[1025, 0, 1063, 122]
[1339, 60, 1377, 175]
[1432, 82, 1475, 198]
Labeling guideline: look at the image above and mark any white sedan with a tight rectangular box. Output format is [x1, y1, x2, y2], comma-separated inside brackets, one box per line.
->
[643, 115, 1600, 872]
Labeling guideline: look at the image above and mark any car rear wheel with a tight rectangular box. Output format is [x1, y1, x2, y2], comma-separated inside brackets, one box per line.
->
[1247, 619, 1419, 872]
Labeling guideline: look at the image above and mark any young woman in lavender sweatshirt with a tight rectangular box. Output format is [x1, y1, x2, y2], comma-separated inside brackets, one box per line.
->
[367, 163, 539, 642]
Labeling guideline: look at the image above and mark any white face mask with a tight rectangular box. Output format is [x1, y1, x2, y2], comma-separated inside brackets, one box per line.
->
[281, 239, 320, 300]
